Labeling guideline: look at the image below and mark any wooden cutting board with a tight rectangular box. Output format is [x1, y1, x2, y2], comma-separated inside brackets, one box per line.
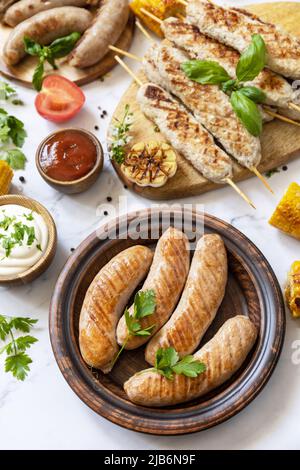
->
[0, 12, 135, 87]
[109, 2, 300, 200]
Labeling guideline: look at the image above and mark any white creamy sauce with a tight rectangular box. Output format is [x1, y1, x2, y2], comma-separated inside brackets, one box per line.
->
[0, 204, 48, 276]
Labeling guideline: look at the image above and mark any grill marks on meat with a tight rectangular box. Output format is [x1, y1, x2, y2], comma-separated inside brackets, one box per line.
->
[137, 83, 233, 182]
[124, 316, 258, 407]
[161, 18, 294, 109]
[186, 0, 300, 79]
[144, 41, 261, 169]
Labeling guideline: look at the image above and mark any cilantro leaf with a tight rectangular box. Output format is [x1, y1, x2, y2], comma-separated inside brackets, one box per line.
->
[7, 115, 27, 147]
[153, 347, 206, 381]
[0, 81, 16, 101]
[5, 353, 32, 381]
[3, 149, 26, 170]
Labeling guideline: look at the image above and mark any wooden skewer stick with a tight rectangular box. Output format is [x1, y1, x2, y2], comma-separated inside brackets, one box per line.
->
[250, 166, 274, 194]
[264, 109, 300, 127]
[115, 54, 256, 209]
[140, 7, 162, 24]
[288, 102, 300, 113]
[225, 178, 256, 209]
[114, 55, 143, 86]
[178, 0, 188, 5]
[136, 20, 155, 42]
[109, 45, 142, 62]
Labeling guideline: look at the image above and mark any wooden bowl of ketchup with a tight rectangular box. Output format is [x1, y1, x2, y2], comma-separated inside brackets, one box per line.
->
[36, 128, 103, 194]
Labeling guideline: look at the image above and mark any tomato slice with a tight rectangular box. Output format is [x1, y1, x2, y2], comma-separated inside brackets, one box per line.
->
[35, 75, 85, 122]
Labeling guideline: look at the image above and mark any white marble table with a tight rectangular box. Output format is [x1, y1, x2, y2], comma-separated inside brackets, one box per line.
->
[1, 0, 300, 450]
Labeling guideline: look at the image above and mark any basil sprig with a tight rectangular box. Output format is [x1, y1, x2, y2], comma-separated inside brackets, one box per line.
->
[24, 32, 81, 91]
[181, 34, 267, 136]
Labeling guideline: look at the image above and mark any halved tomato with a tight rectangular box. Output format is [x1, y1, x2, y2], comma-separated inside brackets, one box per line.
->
[35, 75, 85, 122]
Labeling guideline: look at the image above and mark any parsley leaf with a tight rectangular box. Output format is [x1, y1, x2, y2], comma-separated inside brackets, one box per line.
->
[152, 347, 206, 381]
[5, 353, 32, 381]
[0, 81, 17, 101]
[112, 289, 156, 367]
[0, 149, 26, 170]
[0, 316, 38, 381]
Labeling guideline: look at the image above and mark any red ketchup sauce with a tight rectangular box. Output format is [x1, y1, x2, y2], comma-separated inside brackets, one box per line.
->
[39, 130, 97, 182]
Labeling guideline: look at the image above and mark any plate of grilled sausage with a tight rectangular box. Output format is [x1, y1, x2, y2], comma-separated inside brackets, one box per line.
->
[0, 0, 134, 86]
[49, 208, 285, 435]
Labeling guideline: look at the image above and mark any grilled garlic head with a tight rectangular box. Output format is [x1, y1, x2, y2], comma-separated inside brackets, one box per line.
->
[121, 141, 177, 187]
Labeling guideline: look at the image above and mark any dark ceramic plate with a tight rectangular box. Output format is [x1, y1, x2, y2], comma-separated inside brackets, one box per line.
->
[49, 209, 285, 435]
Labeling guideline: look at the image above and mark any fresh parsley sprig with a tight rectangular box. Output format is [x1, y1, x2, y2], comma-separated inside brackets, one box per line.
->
[182, 34, 267, 137]
[150, 347, 206, 381]
[0, 108, 27, 169]
[112, 289, 156, 367]
[0, 315, 38, 381]
[24, 32, 81, 91]
[110, 104, 134, 164]
[0, 81, 23, 105]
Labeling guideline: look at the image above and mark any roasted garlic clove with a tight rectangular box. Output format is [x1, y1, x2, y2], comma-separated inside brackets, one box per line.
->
[121, 141, 177, 187]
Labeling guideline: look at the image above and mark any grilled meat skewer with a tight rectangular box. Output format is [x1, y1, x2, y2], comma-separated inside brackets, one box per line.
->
[137, 82, 233, 183]
[143, 41, 261, 169]
[186, 0, 300, 80]
[161, 17, 300, 120]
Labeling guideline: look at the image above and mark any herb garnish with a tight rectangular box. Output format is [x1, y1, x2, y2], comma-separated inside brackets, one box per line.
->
[112, 289, 156, 367]
[0, 108, 27, 169]
[0, 212, 39, 258]
[0, 81, 23, 105]
[24, 32, 81, 91]
[149, 347, 206, 381]
[265, 167, 280, 178]
[109, 104, 134, 164]
[182, 34, 267, 136]
[0, 315, 38, 381]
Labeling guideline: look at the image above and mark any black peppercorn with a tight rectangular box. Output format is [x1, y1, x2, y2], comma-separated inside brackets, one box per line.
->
[19, 176, 25, 183]
[106, 196, 112, 202]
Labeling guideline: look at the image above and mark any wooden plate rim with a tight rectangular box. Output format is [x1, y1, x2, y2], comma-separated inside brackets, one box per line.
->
[49, 209, 285, 435]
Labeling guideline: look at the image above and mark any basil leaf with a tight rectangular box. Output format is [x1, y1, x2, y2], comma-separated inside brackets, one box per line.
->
[230, 90, 262, 137]
[49, 32, 81, 59]
[181, 59, 230, 85]
[236, 34, 266, 82]
[221, 78, 238, 94]
[23, 37, 42, 56]
[32, 59, 45, 91]
[238, 86, 266, 103]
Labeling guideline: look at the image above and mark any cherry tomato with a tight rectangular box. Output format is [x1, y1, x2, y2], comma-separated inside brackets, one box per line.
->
[35, 75, 85, 122]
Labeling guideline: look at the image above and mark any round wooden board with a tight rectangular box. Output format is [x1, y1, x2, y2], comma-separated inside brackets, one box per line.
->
[0, 13, 135, 87]
[109, 2, 300, 200]
[49, 209, 285, 435]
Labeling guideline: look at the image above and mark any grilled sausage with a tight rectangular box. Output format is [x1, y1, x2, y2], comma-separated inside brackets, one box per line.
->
[144, 41, 261, 170]
[116, 227, 190, 350]
[79, 245, 153, 373]
[186, 0, 300, 80]
[145, 234, 227, 365]
[137, 83, 233, 183]
[4, 0, 98, 27]
[2, 6, 92, 66]
[69, 0, 129, 68]
[124, 316, 258, 407]
[0, 0, 16, 16]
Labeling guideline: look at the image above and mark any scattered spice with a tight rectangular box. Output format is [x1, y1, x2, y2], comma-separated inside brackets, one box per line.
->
[282, 165, 288, 171]
[94, 125, 99, 131]
[106, 196, 112, 202]
[70, 247, 75, 252]
[19, 176, 25, 183]
[124, 185, 128, 189]
[104, 211, 108, 216]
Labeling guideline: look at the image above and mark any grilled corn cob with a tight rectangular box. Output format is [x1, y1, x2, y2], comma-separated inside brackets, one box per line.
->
[130, 0, 185, 37]
[0, 160, 13, 195]
[286, 261, 300, 318]
[269, 182, 300, 240]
